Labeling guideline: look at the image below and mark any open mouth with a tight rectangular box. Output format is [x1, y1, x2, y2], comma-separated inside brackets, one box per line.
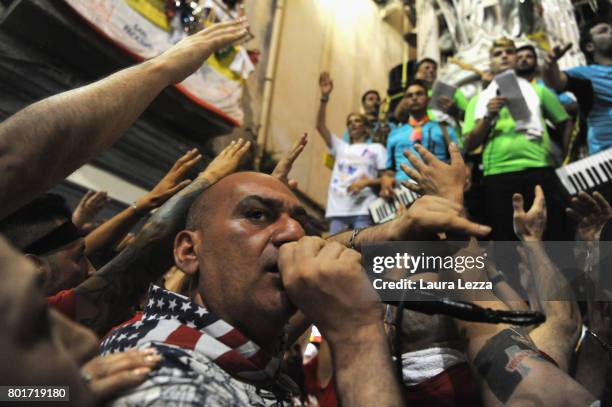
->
[265, 264, 280, 274]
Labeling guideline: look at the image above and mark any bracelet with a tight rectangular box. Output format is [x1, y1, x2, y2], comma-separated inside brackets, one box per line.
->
[347, 227, 365, 250]
[81, 372, 93, 385]
[320, 96, 329, 103]
[131, 202, 147, 215]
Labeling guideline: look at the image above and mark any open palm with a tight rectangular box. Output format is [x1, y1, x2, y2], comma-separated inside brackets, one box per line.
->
[513, 185, 547, 241]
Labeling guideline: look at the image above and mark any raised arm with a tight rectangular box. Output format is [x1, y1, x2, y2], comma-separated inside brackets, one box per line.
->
[542, 44, 572, 92]
[73, 140, 251, 334]
[327, 143, 490, 246]
[271, 132, 307, 190]
[400, 142, 466, 205]
[84, 149, 202, 256]
[513, 186, 582, 372]
[72, 190, 111, 232]
[0, 20, 250, 220]
[316, 72, 334, 148]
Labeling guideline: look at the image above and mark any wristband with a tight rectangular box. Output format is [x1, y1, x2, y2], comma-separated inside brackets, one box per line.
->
[131, 201, 147, 216]
[347, 227, 365, 250]
[320, 95, 329, 103]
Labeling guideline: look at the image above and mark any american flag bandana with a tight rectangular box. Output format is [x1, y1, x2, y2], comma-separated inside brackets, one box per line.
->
[100, 285, 297, 397]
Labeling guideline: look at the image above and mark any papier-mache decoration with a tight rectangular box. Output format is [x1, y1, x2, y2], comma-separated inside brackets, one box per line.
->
[64, 0, 254, 125]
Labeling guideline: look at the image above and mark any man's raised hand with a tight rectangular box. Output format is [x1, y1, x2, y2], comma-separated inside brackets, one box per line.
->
[319, 72, 334, 97]
[159, 19, 250, 84]
[135, 148, 202, 211]
[400, 143, 466, 204]
[271, 133, 307, 189]
[390, 195, 490, 240]
[200, 138, 251, 183]
[72, 190, 111, 229]
[547, 43, 573, 64]
[566, 191, 612, 241]
[512, 185, 547, 241]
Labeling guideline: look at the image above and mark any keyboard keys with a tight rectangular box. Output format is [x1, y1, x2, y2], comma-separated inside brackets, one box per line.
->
[556, 149, 612, 196]
[369, 187, 420, 223]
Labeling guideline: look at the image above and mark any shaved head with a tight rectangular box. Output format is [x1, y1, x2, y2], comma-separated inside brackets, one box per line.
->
[186, 172, 297, 231]
[175, 171, 306, 349]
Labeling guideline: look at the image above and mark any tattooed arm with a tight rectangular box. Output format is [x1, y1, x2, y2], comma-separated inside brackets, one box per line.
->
[73, 140, 251, 335]
[463, 322, 596, 407]
[513, 186, 582, 373]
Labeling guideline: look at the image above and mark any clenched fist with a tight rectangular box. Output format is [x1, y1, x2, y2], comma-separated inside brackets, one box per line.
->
[279, 237, 381, 343]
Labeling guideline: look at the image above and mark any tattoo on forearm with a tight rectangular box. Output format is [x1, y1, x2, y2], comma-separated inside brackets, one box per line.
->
[75, 178, 213, 333]
[474, 328, 552, 404]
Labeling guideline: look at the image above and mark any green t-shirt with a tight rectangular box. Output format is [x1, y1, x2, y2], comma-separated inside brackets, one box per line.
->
[462, 83, 569, 176]
[452, 88, 469, 111]
[427, 88, 468, 136]
[427, 88, 469, 118]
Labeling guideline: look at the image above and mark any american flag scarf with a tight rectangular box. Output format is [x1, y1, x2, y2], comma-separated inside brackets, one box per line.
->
[100, 285, 297, 397]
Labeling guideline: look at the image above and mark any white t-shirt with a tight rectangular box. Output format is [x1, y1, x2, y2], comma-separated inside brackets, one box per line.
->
[326, 135, 387, 218]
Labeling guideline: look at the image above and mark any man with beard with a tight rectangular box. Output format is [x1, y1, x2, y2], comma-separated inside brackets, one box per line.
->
[516, 44, 577, 113]
[515, 44, 575, 158]
[544, 18, 612, 155]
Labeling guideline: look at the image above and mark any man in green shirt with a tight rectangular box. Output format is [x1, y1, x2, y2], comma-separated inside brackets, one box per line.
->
[463, 38, 573, 241]
[413, 58, 469, 126]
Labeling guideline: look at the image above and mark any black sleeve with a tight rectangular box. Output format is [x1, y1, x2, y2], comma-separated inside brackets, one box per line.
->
[565, 74, 594, 117]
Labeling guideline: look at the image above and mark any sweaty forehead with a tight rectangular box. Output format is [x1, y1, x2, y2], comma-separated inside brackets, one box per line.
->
[492, 45, 515, 54]
[212, 172, 299, 209]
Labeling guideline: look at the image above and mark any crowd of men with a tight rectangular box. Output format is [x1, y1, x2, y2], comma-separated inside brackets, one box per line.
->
[0, 13, 611, 407]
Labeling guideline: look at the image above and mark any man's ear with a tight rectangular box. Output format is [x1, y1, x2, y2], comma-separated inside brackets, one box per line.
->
[174, 230, 200, 275]
[585, 41, 595, 54]
[24, 253, 51, 280]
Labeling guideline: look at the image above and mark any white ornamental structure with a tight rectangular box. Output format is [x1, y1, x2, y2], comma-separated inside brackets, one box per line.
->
[416, 0, 585, 97]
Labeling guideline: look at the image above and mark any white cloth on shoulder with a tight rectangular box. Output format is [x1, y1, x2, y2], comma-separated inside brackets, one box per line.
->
[401, 346, 467, 386]
[475, 72, 543, 140]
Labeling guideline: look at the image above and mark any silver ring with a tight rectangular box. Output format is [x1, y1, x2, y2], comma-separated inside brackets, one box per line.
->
[81, 372, 93, 384]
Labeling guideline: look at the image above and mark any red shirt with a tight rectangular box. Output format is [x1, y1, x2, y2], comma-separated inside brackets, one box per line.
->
[303, 356, 338, 407]
[47, 289, 76, 320]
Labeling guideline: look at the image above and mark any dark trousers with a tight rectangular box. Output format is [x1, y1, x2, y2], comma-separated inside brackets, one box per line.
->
[482, 167, 576, 288]
[482, 167, 574, 241]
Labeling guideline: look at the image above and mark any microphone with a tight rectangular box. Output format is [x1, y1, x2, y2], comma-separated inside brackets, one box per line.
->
[382, 289, 545, 326]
